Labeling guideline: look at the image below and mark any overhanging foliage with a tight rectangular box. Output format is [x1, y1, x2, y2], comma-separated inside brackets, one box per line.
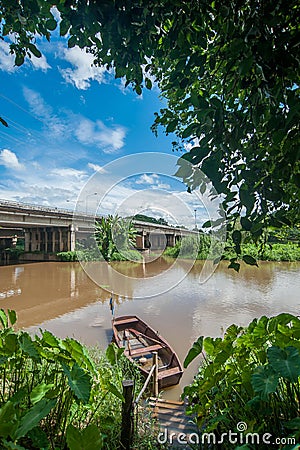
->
[1, 0, 299, 264]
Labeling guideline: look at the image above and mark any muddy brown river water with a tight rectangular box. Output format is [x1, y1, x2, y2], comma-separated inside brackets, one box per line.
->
[0, 258, 299, 400]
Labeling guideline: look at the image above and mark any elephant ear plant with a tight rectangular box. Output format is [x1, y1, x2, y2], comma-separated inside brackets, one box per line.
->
[0, 309, 125, 449]
[183, 313, 300, 449]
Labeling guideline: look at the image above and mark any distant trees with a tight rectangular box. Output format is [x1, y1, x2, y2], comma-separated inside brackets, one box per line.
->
[94, 215, 140, 261]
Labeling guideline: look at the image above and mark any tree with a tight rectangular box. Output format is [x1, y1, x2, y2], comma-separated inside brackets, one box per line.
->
[1, 0, 299, 264]
[94, 215, 137, 261]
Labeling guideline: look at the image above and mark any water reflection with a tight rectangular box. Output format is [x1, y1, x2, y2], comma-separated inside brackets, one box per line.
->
[0, 259, 299, 399]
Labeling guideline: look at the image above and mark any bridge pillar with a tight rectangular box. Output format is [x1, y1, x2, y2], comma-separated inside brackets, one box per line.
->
[68, 224, 76, 252]
[166, 233, 175, 247]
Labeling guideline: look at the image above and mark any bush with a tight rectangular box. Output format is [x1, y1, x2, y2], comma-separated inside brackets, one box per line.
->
[183, 313, 300, 448]
[0, 309, 144, 449]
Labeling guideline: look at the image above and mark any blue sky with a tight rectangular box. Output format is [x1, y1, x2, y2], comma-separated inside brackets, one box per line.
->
[0, 31, 222, 228]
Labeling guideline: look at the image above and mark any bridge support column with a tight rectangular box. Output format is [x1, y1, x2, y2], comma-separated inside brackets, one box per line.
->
[166, 234, 175, 247]
[68, 225, 76, 252]
[24, 230, 30, 252]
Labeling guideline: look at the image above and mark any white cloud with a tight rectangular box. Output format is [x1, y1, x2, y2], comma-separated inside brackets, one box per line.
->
[0, 40, 50, 73]
[51, 168, 87, 180]
[59, 47, 107, 90]
[23, 87, 66, 138]
[88, 163, 107, 173]
[29, 54, 51, 71]
[135, 173, 170, 189]
[0, 149, 24, 170]
[0, 41, 16, 73]
[75, 118, 126, 153]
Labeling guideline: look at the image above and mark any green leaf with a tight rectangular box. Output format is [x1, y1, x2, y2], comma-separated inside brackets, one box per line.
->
[60, 19, 70, 36]
[232, 230, 242, 245]
[267, 346, 300, 382]
[12, 399, 57, 440]
[239, 188, 255, 212]
[145, 78, 152, 90]
[27, 427, 50, 449]
[184, 336, 203, 368]
[66, 424, 103, 450]
[62, 363, 92, 403]
[30, 383, 54, 404]
[68, 35, 77, 48]
[251, 366, 279, 400]
[19, 333, 41, 361]
[15, 53, 24, 67]
[0, 401, 17, 438]
[242, 255, 258, 266]
[7, 309, 17, 326]
[2, 441, 26, 449]
[41, 330, 61, 348]
[0, 309, 8, 328]
[106, 381, 124, 401]
[46, 19, 57, 31]
[285, 417, 300, 430]
[240, 216, 252, 231]
[106, 343, 124, 366]
[239, 56, 253, 75]
[28, 43, 42, 58]
[181, 123, 197, 139]
[228, 261, 240, 272]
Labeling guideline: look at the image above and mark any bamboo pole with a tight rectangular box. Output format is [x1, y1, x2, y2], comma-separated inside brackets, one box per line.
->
[120, 380, 134, 450]
[153, 352, 159, 397]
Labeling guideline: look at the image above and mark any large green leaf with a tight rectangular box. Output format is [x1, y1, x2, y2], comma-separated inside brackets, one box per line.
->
[251, 366, 279, 400]
[106, 343, 124, 366]
[62, 363, 92, 403]
[30, 383, 54, 404]
[0, 401, 17, 438]
[7, 309, 17, 326]
[0, 309, 8, 329]
[267, 346, 300, 382]
[66, 424, 103, 450]
[184, 336, 203, 368]
[41, 330, 61, 348]
[105, 381, 124, 401]
[12, 398, 57, 440]
[63, 338, 95, 373]
[19, 333, 41, 361]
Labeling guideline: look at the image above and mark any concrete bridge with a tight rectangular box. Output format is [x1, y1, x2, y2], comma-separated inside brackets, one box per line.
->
[0, 199, 196, 258]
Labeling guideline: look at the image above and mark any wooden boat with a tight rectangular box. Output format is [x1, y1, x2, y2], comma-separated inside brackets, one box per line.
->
[112, 315, 183, 390]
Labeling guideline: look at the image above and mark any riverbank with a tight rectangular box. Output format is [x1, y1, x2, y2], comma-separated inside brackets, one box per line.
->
[164, 242, 300, 262]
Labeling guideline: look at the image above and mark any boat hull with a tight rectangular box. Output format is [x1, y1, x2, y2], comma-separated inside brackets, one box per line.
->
[112, 315, 183, 390]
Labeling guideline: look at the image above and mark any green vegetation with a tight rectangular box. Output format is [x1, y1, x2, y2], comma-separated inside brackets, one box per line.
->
[3, 244, 25, 261]
[133, 214, 168, 226]
[57, 246, 103, 262]
[183, 313, 300, 448]
[94, 215, 142, 262]
[57, 215, 142, 262]
[0, 309, 151, 449]
[164, 234, 300, 263]
[164, 234, 212, 260]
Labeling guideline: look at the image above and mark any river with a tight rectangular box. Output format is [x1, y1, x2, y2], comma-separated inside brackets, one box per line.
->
[0, 259, 299, 399]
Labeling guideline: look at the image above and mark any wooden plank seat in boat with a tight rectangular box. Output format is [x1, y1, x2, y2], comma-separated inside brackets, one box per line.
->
[158, 367, 181, 378]
[130, 343, 162, 356]
[115, 317, 139, 326]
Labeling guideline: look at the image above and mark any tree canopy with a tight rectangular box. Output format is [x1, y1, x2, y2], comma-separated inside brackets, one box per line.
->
[1, 0, 299, 261]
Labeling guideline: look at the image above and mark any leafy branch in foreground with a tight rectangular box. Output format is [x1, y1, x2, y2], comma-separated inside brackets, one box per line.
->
[183, 313, 300, 448]
[1, 0, 299, 264]
[0, 309, 141, 449]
